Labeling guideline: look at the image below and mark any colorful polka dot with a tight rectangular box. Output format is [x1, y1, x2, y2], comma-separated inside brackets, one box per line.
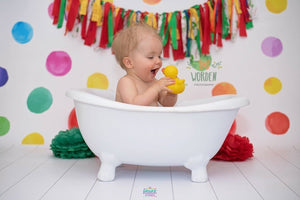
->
[142, 0, 161, 5]
[22, 132, 44, 144]
[264, 77, 282, 94]
[265, 0, 287, 14]
[46, 51, 72, 76]
[0, 66, 9, 87]
[11, 21, 33, 44]
[212, 82, 237, 96]
[265, 112, 290, 135]
[48, 3, 54, 19]
[261, 37, 283, 57]
[68, 108, 79, 129]
[87, 73, 109, 89]
[27, 87, 53, 114]
[0, 116, 10, 136]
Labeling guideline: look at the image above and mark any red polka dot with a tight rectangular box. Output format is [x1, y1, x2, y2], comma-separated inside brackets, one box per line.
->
[228, 120, 237, 135]
[212, 82, 237, 96]
[68, 108, 78, 129]
[265, 112, 290, 135]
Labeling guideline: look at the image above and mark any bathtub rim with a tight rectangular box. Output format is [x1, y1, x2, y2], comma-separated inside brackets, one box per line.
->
[66, 88, 249, 113]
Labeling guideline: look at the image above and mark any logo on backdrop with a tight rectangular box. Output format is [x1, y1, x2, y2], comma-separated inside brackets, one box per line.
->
[187, 54, 222, 87]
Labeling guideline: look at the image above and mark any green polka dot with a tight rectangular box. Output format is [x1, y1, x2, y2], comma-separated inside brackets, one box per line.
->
[27, 87, 53, 113]
[0, 116, 10, 136]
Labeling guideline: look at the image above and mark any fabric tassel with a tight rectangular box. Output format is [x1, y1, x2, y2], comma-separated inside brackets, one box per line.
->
[183, 10, 191, 57]
[172, 12, 185, 60]
[84, 20, 97, 46]
[99, 2, 113, 48]
[66, 0, 80, 33]
[57, 0, 67, 28]
[201, 3, 211, 55]
[215, 0, 223, 47]
[114, 8, 124, 34]
[91, 0, 103, 26]
[52, 0, 61, 25]
[80, 14, 88, 39]
[160, 13, 170, 58]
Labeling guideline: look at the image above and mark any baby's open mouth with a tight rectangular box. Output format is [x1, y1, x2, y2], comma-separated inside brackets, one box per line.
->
[151, 68, 158, 75]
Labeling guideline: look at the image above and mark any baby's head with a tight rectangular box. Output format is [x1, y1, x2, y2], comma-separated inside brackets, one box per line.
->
[112, 22, 162, 69]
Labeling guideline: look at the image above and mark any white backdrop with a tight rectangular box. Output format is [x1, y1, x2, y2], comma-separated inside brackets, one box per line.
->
[0, 0, 299, 148]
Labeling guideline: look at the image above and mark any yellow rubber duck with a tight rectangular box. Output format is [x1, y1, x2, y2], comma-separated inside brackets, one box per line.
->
[162, 65, 185, 94]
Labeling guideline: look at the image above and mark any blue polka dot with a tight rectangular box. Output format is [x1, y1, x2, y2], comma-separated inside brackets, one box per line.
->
[0, 67, 8, 87]
[11, 21, 33, 44]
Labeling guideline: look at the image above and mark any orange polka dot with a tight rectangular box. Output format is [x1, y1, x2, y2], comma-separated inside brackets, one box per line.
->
[265, 112, 290, 135]
[142, 0, 161, 5]
[212, 82, 237, 96]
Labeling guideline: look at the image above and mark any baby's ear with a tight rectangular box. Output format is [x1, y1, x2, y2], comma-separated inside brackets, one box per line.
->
[123, 57, 133, 69]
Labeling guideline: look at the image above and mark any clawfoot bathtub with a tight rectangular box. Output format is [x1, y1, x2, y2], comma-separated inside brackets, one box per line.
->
[66, 88, 249, 182]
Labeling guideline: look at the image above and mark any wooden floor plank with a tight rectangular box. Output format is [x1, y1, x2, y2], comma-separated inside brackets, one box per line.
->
[130, 166, 173, 200]
[0, 145, 36, 170]
[208, 160, 263, 200]
[254, 147, 300, 198]
[86, 164, 138, 200]
[235, 158, 300, 200]
[0, 151, 78, 200]
[268, 146, 300, 169]
[0, 146, 49, 196]
[41, 158, 99, 200]
[171, 166, 217, 200]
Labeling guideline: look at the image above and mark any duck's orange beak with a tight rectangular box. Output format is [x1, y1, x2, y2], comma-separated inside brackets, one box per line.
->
[162, 68, 165, 73]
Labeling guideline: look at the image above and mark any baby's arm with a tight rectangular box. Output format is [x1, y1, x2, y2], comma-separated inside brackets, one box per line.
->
[159, 90, 177, 107]
[116, 76, 175, 106]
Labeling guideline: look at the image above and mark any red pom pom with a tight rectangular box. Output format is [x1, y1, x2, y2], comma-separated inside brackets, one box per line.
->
[68, 108, 78, 129]
[213, 134, 253, 161]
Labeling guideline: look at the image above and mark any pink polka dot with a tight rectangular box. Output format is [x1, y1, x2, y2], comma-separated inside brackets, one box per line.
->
[48, 3, 54, 19]
[46, 51, 72, 76]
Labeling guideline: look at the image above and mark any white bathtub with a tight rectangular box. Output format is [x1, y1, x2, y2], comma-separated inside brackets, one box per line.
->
[66, 88, 249, 182]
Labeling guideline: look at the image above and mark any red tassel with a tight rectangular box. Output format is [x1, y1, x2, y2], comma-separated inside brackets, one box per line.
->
[84, 21, 97, 46]
[66, 0, 80, 32]
[239, 0, 248, 37]
[81, 14, 88, 39]
[52, 0, 61, 25]
[201, 3, 211, 55]
[99, 2, 111, 48]
[114, 8, 124, 34]
[172, 12, 185, 60]
[163, 13, 170, 58]
[216, 0, 223, 47]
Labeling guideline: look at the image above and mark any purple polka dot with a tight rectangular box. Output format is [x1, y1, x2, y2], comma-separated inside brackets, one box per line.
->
[0, 67, 8, 87]
[46, 51, 72, 76]
[261, 37, 283, 57]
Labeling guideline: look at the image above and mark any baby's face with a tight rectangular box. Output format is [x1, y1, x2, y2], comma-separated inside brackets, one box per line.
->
[129, 34, 163, 82]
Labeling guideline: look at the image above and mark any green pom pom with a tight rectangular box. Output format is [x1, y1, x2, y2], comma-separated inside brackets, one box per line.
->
[50, 127, 95, 159]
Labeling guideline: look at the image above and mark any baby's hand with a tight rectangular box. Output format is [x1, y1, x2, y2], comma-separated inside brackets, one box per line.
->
[154, 77, 175, 93]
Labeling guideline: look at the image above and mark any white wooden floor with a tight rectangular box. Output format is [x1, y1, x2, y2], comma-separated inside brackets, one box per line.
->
[0, 145, 300, 200]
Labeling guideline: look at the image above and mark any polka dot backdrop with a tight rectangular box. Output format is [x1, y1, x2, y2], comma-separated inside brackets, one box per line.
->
[0, 0, 299, 147]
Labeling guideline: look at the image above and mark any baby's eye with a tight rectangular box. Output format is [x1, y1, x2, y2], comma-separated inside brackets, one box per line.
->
[148, 56, 154, 59]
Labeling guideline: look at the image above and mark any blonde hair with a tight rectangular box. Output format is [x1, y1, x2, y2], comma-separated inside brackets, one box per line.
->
[111, 22, 161, 69]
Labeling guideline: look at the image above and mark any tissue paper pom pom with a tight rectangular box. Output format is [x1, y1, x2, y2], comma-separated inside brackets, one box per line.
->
[50, 127, 95, 159]
[213, 134, 253, 161]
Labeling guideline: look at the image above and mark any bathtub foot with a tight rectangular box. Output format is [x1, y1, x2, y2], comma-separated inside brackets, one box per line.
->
[184, 156, 209, 183]
[97, 153, 121, 182]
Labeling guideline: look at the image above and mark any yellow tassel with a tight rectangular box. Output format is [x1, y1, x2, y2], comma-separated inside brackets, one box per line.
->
[130, 11, 137, 25]
[79, 0, 88, 15]
[233, 0, 242, 14]
[147, 13, 157, 29]
[91, 0, 102, 26]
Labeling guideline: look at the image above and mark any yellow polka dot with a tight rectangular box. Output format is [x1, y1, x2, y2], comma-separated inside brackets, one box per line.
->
[22, 132, 44, 145]
[265, 0, 287, 14]
[87, 73, 109, 89]
[264, 77, 282, 94]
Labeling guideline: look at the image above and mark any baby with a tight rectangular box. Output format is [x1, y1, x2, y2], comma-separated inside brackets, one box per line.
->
[112, 23, 177, 106]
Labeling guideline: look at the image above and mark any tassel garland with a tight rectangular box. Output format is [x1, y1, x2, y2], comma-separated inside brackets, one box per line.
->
[51, 0, 254, 60]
